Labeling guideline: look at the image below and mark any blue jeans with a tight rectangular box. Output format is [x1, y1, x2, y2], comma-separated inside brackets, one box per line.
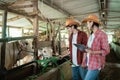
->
[84, 69, 100, 80]
[72, 66, 86, 80]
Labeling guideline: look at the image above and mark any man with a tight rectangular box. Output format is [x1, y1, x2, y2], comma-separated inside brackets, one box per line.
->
[82, 14, 110, 80]
[65, 18, 88, 80]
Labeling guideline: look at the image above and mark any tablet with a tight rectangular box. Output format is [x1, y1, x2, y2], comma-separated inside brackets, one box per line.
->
[74, 44, 86, 52]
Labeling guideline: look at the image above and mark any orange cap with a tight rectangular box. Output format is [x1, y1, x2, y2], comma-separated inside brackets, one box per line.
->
[65, 19, 81, 27]
[82, 14, 101, 24]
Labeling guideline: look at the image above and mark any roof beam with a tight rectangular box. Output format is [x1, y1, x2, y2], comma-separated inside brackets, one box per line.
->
[26, 18, 33, 25]
[0, 5, 35, 18]
[0, 15, 23, 25]
[9, 4, 33, 9]
[11, 0, 29, 6]
[7, 16, 23, 22]
[0, 24, 32, 29]
[39, 0, 71, 17]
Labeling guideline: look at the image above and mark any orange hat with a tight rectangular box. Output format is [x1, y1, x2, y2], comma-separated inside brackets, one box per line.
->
[82, 14, 101, 24]
[65, 19, 81, 27]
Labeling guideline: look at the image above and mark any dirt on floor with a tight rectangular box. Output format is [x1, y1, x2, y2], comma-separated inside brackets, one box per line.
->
[99, 49, 120, 80]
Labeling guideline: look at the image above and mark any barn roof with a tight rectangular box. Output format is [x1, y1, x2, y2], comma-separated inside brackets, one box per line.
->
[0, 0, 119, 32]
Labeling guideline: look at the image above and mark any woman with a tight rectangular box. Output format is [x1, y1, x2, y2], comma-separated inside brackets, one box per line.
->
[81, 14, 110, 80]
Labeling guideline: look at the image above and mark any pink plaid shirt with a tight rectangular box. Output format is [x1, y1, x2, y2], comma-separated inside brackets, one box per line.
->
[82, 29, 110, 70]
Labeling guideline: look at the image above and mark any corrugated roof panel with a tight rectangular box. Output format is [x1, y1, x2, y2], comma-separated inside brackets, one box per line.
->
[107, 0, 120, 28]
[52, 0, 99, 15]
[38, 1, 67, 19]
[71, 5, 98, 15]
[109, 0, 120, 11]
[107, 22, 120, 26]
[7, 18, 32, 27]
[7, 13, 18, 19]
[108, 12, 120, 16]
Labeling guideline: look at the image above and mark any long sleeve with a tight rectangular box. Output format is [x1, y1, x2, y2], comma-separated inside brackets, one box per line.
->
[101, 33, 110, 56]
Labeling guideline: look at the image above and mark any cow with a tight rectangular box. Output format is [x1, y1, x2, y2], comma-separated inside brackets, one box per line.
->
[38, 47, 53, 60]
[15, 40, 34, 67]
[0, 39, 34, 70]
[37, 47, 53, 67]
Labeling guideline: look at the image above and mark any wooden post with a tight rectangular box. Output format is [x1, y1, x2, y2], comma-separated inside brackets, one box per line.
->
[51, 23, 56, 55]
[32, 0, 38, 60]
[8, 26, 10, 37]
[48, 22, 52, 41]
[47, 23, 50, 41]
[58, 24, 61, 55]
[0, 10, 7, 80]
[1, 10, 7, 69]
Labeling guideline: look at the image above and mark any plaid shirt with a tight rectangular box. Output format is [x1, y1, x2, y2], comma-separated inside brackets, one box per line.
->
[82, 29, 110, 70]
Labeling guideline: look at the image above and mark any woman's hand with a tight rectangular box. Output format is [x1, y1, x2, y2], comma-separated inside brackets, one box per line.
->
[85, 49, 93, 54]
[85, 49, 102, 55]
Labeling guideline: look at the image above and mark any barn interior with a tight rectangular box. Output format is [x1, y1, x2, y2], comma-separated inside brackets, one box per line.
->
[0, 0, 120, 80]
